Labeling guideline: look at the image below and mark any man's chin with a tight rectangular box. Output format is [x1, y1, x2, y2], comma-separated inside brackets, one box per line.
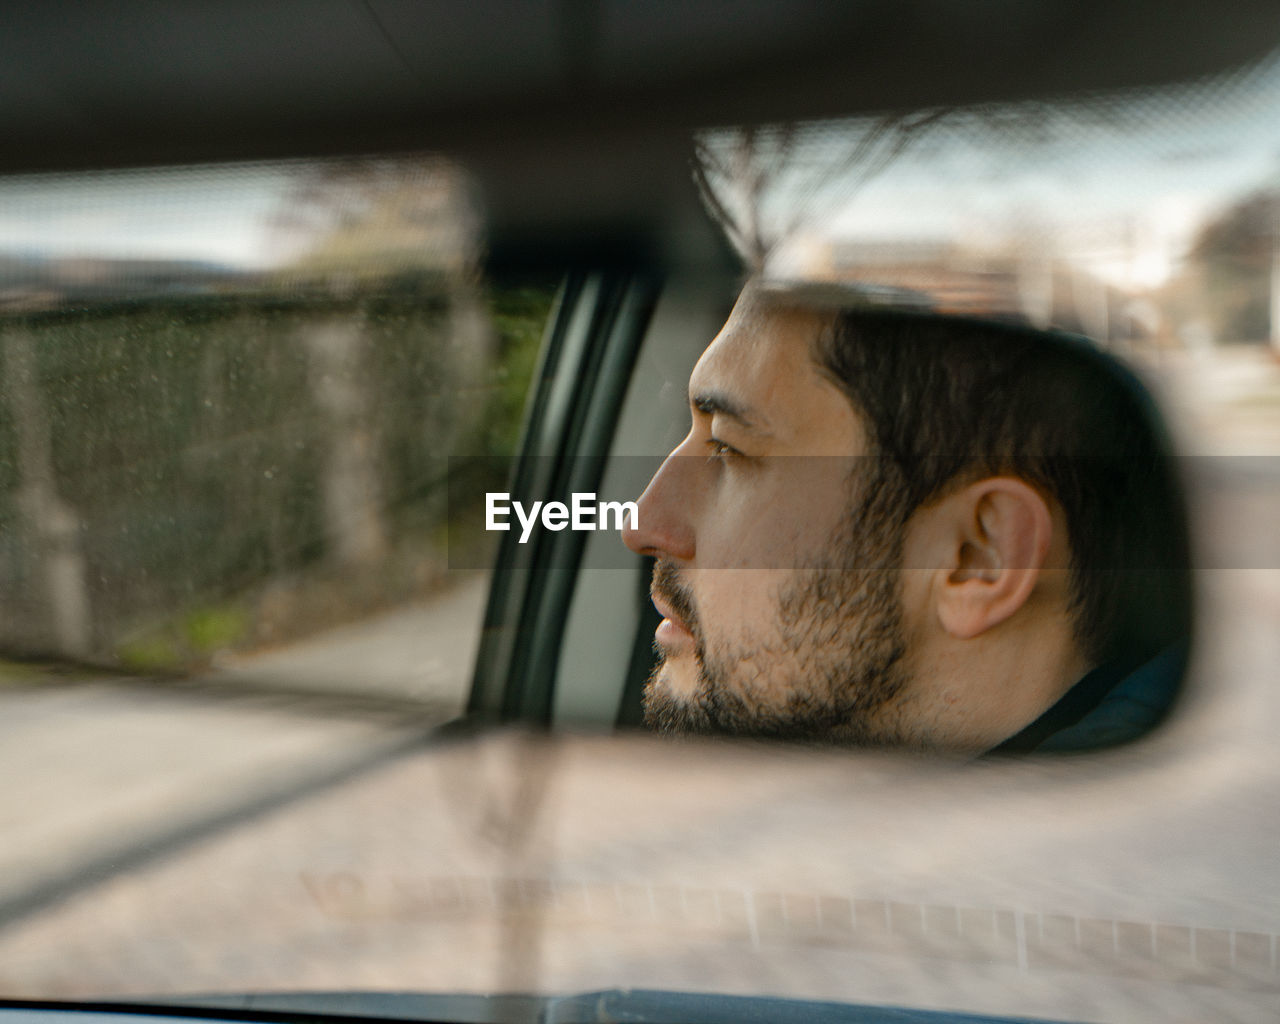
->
[641, 661, 714, 735]
[650, 652, 699, 697]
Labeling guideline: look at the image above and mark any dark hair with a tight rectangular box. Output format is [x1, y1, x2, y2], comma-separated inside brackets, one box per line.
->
[812, 309, 1193, 671]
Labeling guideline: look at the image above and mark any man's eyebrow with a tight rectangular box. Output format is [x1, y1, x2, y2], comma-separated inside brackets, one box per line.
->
[690, 390, 770, 433]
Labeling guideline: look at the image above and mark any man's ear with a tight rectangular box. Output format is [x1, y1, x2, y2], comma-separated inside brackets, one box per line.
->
[931, 477, 1053, 640]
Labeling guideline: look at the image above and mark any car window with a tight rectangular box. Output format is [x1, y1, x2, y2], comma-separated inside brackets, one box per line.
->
[1, 38, 1280, 1024]
[0, 158, 555, 711]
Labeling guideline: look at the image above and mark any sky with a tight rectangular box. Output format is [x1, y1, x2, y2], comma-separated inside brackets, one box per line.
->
[2, 48, 1279, 285]
[0, 163, 294, 270]
[714, 48, 1280, 291]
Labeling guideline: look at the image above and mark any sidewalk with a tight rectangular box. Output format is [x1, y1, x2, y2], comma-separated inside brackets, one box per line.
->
[210, 571, 490, 710]
[1145, 345, 1280, 455]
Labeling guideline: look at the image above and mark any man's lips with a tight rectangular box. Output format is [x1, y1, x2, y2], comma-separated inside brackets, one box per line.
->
[651, 590, 694, 646]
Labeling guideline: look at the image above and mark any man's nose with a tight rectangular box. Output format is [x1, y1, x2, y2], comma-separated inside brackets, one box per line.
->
[622, 449, 697, 561]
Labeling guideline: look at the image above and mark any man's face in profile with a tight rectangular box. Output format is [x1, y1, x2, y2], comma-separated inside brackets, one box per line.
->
[621, 286, 1190, 752]
[621, 291, 918, 743]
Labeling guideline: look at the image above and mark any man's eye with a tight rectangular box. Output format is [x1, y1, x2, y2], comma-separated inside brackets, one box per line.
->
[706, 438, 741, 460]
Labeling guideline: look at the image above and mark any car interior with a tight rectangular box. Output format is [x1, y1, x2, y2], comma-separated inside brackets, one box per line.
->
[2, 3, 1280, 1023]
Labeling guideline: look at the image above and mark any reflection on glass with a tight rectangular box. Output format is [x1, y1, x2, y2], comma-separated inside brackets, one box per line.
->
[694, 48, 1280, 379]
[0, 158, 553, 688]
[676, 50, 1280, 754]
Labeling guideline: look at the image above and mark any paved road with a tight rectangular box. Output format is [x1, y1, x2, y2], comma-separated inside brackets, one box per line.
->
[0, 675, 438, 921]
[0, 567, 1275, 1023]
[0, 568, 486, 946]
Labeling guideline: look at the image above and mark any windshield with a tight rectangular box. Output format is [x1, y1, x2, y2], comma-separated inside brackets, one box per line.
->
[1, 43, 1279, 1024]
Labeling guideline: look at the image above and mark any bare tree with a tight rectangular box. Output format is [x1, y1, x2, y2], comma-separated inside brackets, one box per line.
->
[692, 109, 953, 273]
[690, 100, 1129, 278]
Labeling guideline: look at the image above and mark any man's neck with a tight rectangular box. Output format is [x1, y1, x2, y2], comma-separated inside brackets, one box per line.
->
[902, 628, 1092, 753]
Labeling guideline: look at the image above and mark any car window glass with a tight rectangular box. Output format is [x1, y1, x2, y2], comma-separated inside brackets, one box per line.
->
[1, 43, 1280, 1024]
[0, 157, 556, 711]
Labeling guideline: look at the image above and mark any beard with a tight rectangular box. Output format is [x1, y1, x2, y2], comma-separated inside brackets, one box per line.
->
[642, 462, 912, 745]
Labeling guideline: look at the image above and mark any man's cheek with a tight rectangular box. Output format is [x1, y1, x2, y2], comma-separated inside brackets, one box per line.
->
[697, 569, 790, 647]
[702, 501, 788, 570]
[726, 514, 816, 571]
